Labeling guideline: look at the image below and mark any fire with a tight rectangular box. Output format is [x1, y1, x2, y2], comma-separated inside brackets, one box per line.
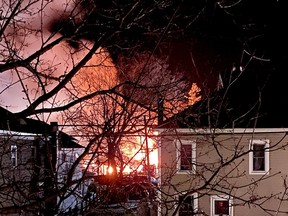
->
[107, 166, 114, 174]
[120, 133, 158, 172]
[82, 131, 158, 176]
[82, 131, 158, 177]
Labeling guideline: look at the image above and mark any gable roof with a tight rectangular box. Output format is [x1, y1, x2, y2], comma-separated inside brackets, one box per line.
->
[0, 107, 83, 148]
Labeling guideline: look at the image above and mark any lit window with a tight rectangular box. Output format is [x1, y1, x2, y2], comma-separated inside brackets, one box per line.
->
[211, 195, 233, 216]
[177, 140, 196, 172]
[11, 144, 17, 167]
[249, 139, 269, 174]
[178, 193, 198, 216]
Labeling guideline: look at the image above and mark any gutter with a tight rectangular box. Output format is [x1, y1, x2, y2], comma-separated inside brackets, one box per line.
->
[155, 128, 288, 135]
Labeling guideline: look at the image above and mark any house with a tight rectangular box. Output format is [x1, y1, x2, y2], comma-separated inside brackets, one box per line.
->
[57, 132, 88, 214]
[155, 70, 288, 216]
[0, 107, 86, 215]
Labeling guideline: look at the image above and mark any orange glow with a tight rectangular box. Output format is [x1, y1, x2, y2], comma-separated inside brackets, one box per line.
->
[187, 83, 201, 105]
[65, 49, 200, 177]
[117, 131, 158, 176]
[147, 136, 158, 166]
[123, 166, 132, 173]
[120, 134, 158, 166]
[107, 166, 114, 174]
[80, 129, 159, 176]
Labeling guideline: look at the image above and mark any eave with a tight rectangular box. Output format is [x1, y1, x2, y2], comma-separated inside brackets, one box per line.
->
[156, 128, 288, 135]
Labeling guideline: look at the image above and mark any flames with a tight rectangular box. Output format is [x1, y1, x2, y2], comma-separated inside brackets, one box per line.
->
[0, 0, 204, 179]
[73, 51, 200, 176]
[86, 132, 158, 176]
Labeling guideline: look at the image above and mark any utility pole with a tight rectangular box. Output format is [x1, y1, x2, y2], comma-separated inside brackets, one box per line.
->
[43, 122, 58, 216]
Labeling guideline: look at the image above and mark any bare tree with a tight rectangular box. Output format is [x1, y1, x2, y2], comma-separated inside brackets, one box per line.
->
[0, 0, 195, 214]
[0, 0, 286, 215]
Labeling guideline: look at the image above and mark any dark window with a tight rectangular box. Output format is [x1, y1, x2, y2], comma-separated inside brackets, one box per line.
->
[253, 144, 265, 171]
[62, 153, 67, 162]
[214, 200, 229, 215]
[179, 195, 194, 216]
[31, 145, 37, 160]
[180, 144, 192, 170]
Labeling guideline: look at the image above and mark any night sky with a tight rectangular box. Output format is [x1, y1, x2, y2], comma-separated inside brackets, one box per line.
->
[49, 0, 287, 83]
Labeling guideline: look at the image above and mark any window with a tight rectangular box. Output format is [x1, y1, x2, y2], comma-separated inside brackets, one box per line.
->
[211, 195, 233, 216]
[181, 144, 192, 170]
[177, 140, 196, 172]
[249, 139, 269, 174]
[61, 152, 67, 162]
[31, 145, 36, 160]
[11, 144, 17, 167]
[178, 193, 198, 216]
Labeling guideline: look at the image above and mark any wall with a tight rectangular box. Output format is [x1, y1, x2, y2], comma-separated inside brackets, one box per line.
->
[158, 130, 288, 215]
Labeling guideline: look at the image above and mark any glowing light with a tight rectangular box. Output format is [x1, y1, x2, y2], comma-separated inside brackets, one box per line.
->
[147, 137, 158, 166]
[123, 166, 132, 174]
[107, 166, 114, 174]
[137, 165, 144, 172]
[187, 83, 201, 105]
[82, 130, 159, 176]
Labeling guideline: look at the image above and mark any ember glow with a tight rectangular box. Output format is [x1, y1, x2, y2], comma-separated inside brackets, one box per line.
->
[81, 130, 158, 176]
[120, 134, 158, 173]
[107, 166, 114, 174]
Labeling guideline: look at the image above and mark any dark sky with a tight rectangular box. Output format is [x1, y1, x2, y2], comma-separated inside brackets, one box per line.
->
[49, 0, 288, 85]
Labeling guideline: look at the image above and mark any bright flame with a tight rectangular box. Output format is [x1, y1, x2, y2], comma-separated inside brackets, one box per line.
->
[147, 136, 158, 166]
[187, 83, 201, 105]
[120, 134, 158, 167]
[137, 165, 144, 172]
[123, 166, 132, 173]
[82, 130, 159, 176]
[117, 131, 158, 176]
[107, 166, 114, 174]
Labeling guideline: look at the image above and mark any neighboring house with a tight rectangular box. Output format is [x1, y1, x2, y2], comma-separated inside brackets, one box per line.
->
[57, 145, 88, 214]
[0, 107, 85, 215]
[156, 70, 288, 216]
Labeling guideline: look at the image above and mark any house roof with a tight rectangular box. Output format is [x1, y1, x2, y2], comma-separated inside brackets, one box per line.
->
[0, 107, 83, 148]
[158, 67, 288, 129]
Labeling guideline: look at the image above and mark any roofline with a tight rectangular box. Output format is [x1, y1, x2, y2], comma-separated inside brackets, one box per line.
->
[0, 129, 42, 140]
[155, 128, 288, 134]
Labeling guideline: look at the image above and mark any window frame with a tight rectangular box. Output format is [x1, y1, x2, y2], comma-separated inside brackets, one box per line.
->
[249, 139, 270, 175]
[210, 195, 233, 216]
[176, 140, 196, 173]
[11, 144, 18, 167]
[177, 193, 198, 216]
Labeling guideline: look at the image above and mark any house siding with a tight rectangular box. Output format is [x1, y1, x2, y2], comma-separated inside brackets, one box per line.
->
[0, 132, 87, 215]
[158, 130, 288, 216]
[0, 133, 46, 215]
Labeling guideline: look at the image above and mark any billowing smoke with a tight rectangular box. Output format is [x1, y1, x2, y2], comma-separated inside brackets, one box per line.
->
[43, 0, 242, 115]
[2, 0, 281, 119]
